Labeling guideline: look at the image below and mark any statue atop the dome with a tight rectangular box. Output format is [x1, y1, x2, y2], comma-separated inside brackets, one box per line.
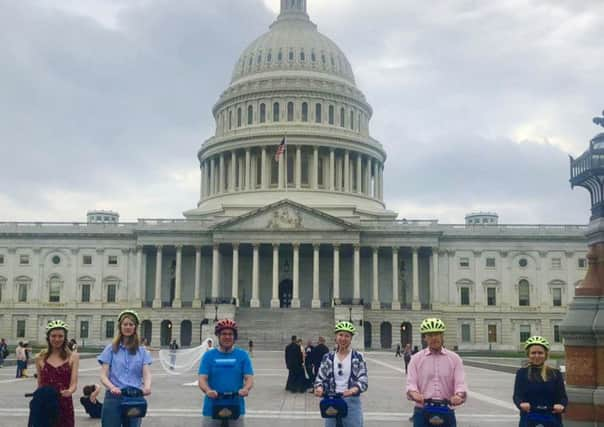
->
[594, 110, 604, 128]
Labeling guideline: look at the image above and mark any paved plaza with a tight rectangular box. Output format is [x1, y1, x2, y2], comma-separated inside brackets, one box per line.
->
[0, 350, 520, 426]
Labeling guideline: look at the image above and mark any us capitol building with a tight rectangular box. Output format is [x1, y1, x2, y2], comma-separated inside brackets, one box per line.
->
[0, 0, 587, 350]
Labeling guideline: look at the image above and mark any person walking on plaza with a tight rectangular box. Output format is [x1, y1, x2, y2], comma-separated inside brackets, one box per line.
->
[310, 336, 330, 382]
[314, 321, 368, 427]
[98, 310, 152, 427]
[403, 343, 412, 374]
[16, 341, 27, 378]
[248, 339, 254, 357]
[198, 319, 254, 427]
[406, 318, 467, 427]
[35, 320, 80, 427]
[513, 336, 567, 427]
[304, 339, 315, 385]
[285, 335, 306, 393]
[169, 339, 179, 370]
[0, 338, 7, 367]
[395, 343, 402, 358]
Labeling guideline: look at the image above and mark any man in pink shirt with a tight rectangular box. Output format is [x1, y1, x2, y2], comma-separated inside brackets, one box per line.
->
[405, 318, 467, 427]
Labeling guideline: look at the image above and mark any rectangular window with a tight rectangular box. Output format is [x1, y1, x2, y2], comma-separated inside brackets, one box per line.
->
[459, 257, 470, 268]
[0, 254, 4, 265]
[17, 320, 26, 338]
[520, 325, 531, 343]
[82, 255, 92, 265]
[554, 325, 561, 343]
[486, 257, 496, 268]
[552, 288, 562, 307]
[551, 258, 562, 269]
[487, 287, 496, 306]
[578, 258, 587, 268]
[488, 324, 497, 343]
[108, 255, 118, 265]
[105, 321, 115, 339]
[49, 285, 60, 303]
[461, 324, 471, 342]
[107, 284, 116, 303]
[460, 287, 470, 305]
[81, 284, 90, 303]
[80, 321, 89, 339]
[19, 255, 30, 265]
[18, 283, 27, 302]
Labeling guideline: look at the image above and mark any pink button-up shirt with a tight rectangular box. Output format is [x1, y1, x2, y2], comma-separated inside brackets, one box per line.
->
[405, 347, 467, 407]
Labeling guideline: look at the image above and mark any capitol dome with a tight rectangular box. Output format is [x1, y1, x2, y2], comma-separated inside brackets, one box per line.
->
[185, 0, 396, 221]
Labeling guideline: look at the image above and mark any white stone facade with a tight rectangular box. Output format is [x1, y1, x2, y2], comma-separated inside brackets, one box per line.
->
[0, 1, 588, 351]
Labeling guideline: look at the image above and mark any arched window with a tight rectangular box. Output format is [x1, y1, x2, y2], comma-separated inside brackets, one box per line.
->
[287, 102, 294, 121]
[350, 110, 354, 130]
[247, 105, 253, 125]
[329, 105, 334, 124]
[288, 49, 294, 61]
[256, 52, 262, 65]
[259, 103, 266, 123]
[237, 107, 242, 127]
[340, 108, 345, 127]
[278, 49, 283, 62]
[49, 276, 61, 303]
[267, 50, 272, 63]
[228, 110, 232, 130]
[311, 50, 316, 62]
[518, 279, 530, 306]
[300, 49, 305, 61]
[315, 103, 322, 123]
[301, 103, 308, 122]
[273, 102, 280, 122]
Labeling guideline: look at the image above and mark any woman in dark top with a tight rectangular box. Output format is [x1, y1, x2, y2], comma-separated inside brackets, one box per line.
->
[513, 336, 567, 427]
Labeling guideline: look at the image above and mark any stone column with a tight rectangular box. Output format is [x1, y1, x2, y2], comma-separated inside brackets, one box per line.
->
[152, 246, 162, 308]
[261, 147, 267, 189]
[313, 146, 319, 189]
[200, 163, 205, 200]
[250, 244, 260, 308]
[173, 245, 182, 308]
[271, 244, 280, 308]
[210, 157, 216, 195]
[431, 248, 439, 310]
[344, 150, 350, 192]
[230, 151, 237, 191]
[364, 158, 370, 195]
[379, 163, 384, 200]
[205, 160, 211, 196]
[232, 243, 239, 306]
[295, 145, 301, 189]
[392, 247, 400, 310]
[292, 243, 300, 308]
[353, 244, 361, 300]
[412, 247, 420, 310]
[193, 246, 202, 308]
[136, 245, 144, 307]
[245, 148, 251, 190]
[278, 151, 284, 189]
[312, 244, 321, 308]
[211, 244, 220, 299]
[336, 156, 342, 191]
[333, 244, 340, 303]
[356, 155, 362, 193]
[219, 154, 225, 193]
[371, 246, 380, 309]
[329, 149, 335, 191]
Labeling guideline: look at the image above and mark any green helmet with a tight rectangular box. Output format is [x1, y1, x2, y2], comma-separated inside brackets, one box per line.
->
[420, 318, 446, 334]
[118, 309, 140, 325]
[524, 336, 550, 351]
[334, 321, 356, 335]
[46, 320, 69, 333]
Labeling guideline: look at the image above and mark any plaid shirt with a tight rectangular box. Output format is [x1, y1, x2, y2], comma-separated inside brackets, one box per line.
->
[314, 350, 368, 395]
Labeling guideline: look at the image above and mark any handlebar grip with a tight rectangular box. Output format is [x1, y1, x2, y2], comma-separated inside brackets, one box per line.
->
[24, 393, 34, 398]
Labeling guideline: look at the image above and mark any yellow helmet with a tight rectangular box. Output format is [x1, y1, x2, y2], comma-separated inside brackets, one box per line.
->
[118, 310, 140, 325]
[46, 320, 69, 333]
[334, 321, 356, 335]
[420, 318, 446, 334]
[524, 336, 550, 351]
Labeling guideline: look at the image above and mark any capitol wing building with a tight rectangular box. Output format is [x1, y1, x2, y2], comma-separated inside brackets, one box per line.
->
[0, 0, 587, 351]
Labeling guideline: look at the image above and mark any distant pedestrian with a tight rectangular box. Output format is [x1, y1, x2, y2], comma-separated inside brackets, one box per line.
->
[24, 341, 32, 377]
[0, 338, 7, 367]
[304, 339, 315, 385]
[395, 343, 402, 358]
[16, 341, 26, 378]
[68, 338, 78, 352]
[285, 335, 306, 393]
[80, 384, 103, 418]
[403, 344, 412, 374]
[310, 336, 329, 381]
[169, 340, 179, 370]
[248, 339, 254, 356]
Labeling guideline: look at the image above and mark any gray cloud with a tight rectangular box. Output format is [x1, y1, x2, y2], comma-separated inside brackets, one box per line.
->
[0, 0, 601, 223]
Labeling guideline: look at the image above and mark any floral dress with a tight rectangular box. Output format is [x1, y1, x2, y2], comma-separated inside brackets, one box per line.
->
[39, 360, 74, 427]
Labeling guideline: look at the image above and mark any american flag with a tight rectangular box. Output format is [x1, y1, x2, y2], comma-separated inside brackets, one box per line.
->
[274, 137, 286, 161]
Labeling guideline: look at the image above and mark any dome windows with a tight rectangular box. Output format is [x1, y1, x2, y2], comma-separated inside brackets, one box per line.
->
[267, 50, 272, 63]
[350, 110, 354, 130]
[278, 49, 283, 62]
[340, 108, 345, 127]
[315, 103, 322, 123]
[288, 49, 294, 61]
[287, 102, 294, 121]
[301, 103, 308, 122]
[311, 50, 316, 62]
[248, 106, 253, 125]
[273, 102, 280, 122]
[260, 104, 266, 123]
[237, 107, 242, 127]
[257, 52, 262, 65]
[300, 49, 305, 61]
[329, 105, 334, 125]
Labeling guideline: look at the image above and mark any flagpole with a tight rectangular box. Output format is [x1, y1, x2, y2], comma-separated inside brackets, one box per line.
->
[285, 136, 288, 193]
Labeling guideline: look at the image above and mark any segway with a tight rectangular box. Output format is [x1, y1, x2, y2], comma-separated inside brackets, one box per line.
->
[119, 387, 147, 426]
[212, 392, 242, 427]
[320, 392, 348, 427]
[422, 399, 454, 427]
[526, 405, 561, 427]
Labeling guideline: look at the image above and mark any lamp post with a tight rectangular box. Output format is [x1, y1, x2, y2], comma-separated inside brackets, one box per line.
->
[561, 110, 604, 426]
[214, 305, 219, 322]
[348, 306, 352, 323]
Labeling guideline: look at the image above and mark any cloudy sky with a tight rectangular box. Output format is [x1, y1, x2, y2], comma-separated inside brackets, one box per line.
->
[1, 0, 602, 224]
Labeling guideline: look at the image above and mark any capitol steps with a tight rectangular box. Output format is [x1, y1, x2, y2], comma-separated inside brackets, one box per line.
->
[235, 307, 334, 350]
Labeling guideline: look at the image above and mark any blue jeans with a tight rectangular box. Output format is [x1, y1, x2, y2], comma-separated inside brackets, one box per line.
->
[413, 407, 456, 427]
[101, 391, 142, 427]
[324, 395, 363, 427]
